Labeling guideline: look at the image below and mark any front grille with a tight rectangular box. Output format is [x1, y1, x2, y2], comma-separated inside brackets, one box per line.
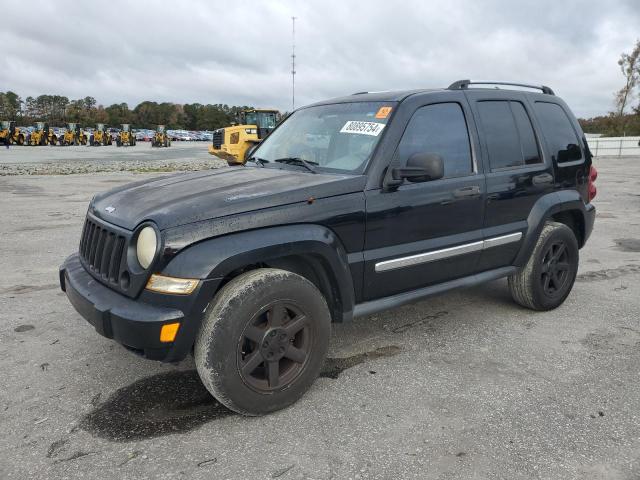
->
[79, 217, 127, 284]
[212, 129, 224, 149]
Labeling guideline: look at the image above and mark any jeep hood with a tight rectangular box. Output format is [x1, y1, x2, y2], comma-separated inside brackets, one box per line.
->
[90, 166, 366, 230]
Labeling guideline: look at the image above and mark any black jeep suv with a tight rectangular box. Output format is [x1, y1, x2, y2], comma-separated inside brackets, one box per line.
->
[60, 80, 596, 415]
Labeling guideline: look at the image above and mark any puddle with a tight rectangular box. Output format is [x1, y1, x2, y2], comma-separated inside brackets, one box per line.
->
[80, 370, 231, 442]
[80, 345, 402, 441]
[614, 238, 640, 252]
[320, 345, 402, 379]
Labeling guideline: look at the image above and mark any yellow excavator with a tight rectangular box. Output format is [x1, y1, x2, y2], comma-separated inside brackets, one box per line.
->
[208, 108, 279, 164]
[116, 124, 136, 147]
[27, 122, 58, 146]
[90, 123, 112, 146]
[60, 123, 88, 146]
[151, 125, 170, 147]
[0, 121, 26, 146]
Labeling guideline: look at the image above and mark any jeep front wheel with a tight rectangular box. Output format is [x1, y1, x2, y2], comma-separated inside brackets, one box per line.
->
[508, 221, 579, 311]
[195, 268, 331, 415]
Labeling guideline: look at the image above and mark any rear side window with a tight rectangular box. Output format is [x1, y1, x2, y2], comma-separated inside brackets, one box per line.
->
[533, 102, 582, 163]
[477, 101, 542, 170]
[397, 103, 472, 178]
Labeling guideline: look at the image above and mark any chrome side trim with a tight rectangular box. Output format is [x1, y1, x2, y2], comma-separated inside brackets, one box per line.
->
[375, 241, 483, 272]
[483, 232, 522, 249]
[374, 232, 523, 273]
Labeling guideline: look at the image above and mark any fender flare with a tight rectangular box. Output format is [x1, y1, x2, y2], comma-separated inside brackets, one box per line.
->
[161, 224, 356, 322]
[514, 190, 590, 267]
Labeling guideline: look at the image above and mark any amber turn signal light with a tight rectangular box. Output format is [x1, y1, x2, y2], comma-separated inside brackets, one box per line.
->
[160, 322, 180, 343]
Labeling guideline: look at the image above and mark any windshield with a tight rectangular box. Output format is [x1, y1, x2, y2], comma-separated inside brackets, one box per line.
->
[252, 102, 394, 173]
[122, 124, 130, 131]
[1, 121, 9, 129]
[257, 112, 277, 129]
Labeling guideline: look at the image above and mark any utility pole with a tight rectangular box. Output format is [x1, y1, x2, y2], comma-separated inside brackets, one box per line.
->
[291, 16, 297, 111]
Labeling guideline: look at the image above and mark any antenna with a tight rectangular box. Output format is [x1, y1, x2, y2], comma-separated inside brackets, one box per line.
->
[291, 16, 296, 111]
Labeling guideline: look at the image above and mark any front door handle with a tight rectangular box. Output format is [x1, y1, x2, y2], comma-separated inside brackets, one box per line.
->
[453, 186, 481, 198]
[532, 173, 553, 185]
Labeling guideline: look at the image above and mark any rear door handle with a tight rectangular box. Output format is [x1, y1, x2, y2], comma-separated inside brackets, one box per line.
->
[532, 173, 553, 185]
[453, 186, 481, 198]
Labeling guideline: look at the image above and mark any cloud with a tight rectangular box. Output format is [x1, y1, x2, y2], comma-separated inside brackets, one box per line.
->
[1, 0, 638, 117]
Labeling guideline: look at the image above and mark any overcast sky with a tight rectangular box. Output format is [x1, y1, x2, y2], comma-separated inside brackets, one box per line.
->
[1, 0, 638, 118]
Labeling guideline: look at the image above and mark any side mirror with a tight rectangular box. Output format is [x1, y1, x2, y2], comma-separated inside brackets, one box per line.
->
[392, 153, 444, 183]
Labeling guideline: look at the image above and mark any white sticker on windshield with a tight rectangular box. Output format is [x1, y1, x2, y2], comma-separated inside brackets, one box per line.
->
[340, 121, 385, 136]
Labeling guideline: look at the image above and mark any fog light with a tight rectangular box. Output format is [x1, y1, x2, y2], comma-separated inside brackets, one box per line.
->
[160, 322, 180, 343]
[145, 274, 199, 295]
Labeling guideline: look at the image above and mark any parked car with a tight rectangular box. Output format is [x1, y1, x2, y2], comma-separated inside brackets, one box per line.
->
[59, 80, 596, 416]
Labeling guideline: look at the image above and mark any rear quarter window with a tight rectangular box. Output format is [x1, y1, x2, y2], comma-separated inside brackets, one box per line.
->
[533, 102, 582, 163]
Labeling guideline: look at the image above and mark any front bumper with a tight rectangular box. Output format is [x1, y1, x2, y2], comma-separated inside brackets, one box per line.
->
[59, 253, 217, 361]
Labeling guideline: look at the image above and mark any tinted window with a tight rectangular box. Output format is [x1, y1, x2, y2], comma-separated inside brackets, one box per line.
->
[510, 102, 541, 165]
[534, 102, 582, 163]
[477, 101, 542, 170]
[397, 103, 472, 178]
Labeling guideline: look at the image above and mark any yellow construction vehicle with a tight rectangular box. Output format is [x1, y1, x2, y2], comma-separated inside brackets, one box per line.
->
[116, 124, 136, 147]
[151, 125, 170, 147]
[90, 123, 112, 146]
[27, 122, 58, 146]
[208, 108, 279, 164]
[60, 123, 88, 146]
[0, 121, 26, 146]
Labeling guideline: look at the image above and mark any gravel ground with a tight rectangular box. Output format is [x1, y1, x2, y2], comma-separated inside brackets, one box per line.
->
[0, 143, 226, 175]
[0, 155, 639, 479]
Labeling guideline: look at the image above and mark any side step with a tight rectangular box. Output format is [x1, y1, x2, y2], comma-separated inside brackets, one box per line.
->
[353, 266, 516, 318]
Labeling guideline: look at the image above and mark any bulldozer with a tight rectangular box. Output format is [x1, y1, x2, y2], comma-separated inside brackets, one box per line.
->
[27, 122, 58, 146]
[151, 125, 170, 147]
[0, 121, 26, 146]
[208, 109, 279, 164]
[90, 123, 112, 146]
[116, 124, 136, 147]
[60, 123, 88, 146]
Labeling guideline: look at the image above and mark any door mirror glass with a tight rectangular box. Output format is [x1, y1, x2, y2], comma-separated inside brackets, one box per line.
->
[392, 153, 444, 183]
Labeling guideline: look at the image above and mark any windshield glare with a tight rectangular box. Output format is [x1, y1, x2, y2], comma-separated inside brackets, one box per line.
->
[253, 102, 394, 173]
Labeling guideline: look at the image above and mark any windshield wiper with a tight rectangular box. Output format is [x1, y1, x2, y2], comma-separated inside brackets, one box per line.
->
[247, 156, 269, 167]
[274, 157, 318, 173]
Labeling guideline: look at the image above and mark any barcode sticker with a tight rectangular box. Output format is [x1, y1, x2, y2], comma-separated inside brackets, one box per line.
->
[340, 121, 386, 136]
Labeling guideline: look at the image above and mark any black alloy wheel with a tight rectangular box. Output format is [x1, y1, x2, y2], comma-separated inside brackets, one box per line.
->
[237, 301, 311, 392]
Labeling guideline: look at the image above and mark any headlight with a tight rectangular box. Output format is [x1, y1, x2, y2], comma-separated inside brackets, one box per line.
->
[136, 226, 157, 269]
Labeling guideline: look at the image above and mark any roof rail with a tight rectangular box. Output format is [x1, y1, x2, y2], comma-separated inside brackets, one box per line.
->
[351, 91, 369, 95]
[448, 79, 555, 95]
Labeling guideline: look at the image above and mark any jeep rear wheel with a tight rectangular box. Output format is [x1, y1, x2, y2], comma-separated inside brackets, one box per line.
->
[508, 221, 579, 311]
[195, 268, 331, 415]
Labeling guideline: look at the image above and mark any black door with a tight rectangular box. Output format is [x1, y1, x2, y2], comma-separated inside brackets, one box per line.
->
[363, 98, 485, 300]
[465, 91, 556, 271]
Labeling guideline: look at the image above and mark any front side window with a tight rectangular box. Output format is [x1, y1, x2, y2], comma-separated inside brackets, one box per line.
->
[253, 102, 395, 173]
[397, 103, 473, 178]
[477, 100, 542, 170]
[533, 102, 582, 163]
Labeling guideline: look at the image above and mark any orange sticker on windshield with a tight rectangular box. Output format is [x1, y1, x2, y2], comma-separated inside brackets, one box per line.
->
[375, 106, 392, 119]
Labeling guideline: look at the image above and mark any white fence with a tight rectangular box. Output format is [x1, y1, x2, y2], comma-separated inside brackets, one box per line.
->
[586, 136, 640, 157]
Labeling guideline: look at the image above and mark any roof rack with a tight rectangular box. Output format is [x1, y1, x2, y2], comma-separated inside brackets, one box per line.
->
[448, 79, 555, 95]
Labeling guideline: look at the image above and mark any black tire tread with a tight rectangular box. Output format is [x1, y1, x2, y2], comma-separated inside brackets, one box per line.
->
[508, 221, 575, 310]
[194, 268, 330, 416]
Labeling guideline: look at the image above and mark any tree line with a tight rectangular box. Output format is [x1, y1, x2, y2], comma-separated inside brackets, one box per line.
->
[578, 39, 640, 136]
[0, 92, 253, 131]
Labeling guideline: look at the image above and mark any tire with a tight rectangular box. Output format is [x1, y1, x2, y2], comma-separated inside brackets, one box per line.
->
[508, 221, 579, 311]
[195, 268, 331, 416]
[17, 134, 24, 145]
